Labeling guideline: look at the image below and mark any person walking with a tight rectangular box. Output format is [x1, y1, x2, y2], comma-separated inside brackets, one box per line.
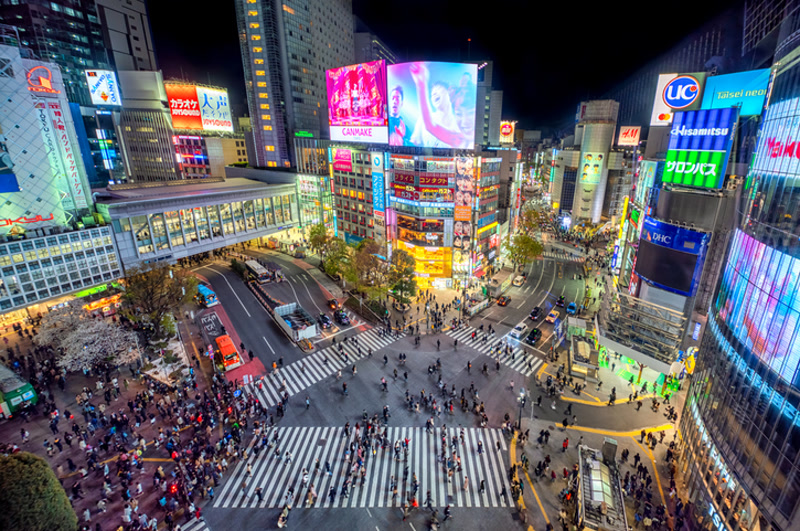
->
[463, 476, 469, 492]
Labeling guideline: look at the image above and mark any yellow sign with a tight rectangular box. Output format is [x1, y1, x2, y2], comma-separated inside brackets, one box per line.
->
[477, 221, 498, 235]
[618, 196, 629, 240]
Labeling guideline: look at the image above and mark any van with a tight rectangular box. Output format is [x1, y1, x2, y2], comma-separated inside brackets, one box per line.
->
[512, 276, 525, 287]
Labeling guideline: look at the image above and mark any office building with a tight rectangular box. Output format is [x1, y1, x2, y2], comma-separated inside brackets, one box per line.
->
[353, 30, 396, 65]
[330, 145, 381, 245]
[235, 0, 354, 168]
[678, 23, 800, 531]
[474, 61, 503, 147]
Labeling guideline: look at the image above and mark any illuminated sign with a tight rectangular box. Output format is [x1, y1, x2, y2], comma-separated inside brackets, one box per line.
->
[27, 66, 60, 95]
[499, 121, 515, 143]
[327, 60, 388, 144]
[617, 126, 641, 146]
[85, 70, 120, 106]
[294, 130, 314, 138]
[455, 156, 474, 221]
[47, 101, 88, 208]
[0, 213, 54, 226]
[662, 108, 737, 189]
[701, 69, 770, 116]
[387, 62, 478, 149]
[650, 72, 707, 126]
[331, 148, 352, 172]
[579, 152, 605, 184]
[372, 153, 385, 213]
[165, 83, 233, 132]
[419, 176, 449, 186]
[390, 196, 453, 208]
[0, 133, 19, 193]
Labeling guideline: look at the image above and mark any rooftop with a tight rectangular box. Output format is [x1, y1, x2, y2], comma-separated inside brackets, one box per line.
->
[577, 444, 629, 531]
[95, 178, 293, 207]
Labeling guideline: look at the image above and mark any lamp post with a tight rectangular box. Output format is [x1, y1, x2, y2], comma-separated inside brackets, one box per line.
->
[517, 392, 526, 431]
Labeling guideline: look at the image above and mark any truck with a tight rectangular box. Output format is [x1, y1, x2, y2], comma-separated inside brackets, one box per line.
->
[271, 302, 318, 342]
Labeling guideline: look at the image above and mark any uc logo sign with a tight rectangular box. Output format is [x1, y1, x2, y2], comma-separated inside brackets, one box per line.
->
[662, 75, 700, 109]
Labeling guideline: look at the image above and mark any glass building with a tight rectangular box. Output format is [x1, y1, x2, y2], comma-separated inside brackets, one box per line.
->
[678, 35, 800, 531]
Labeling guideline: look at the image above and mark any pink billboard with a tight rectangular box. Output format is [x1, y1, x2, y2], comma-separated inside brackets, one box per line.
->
[326, 60, 388, 144]
[331, 148, 352, 172]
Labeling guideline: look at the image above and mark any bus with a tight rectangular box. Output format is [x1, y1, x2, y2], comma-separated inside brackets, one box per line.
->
[196, 284, 219, 307]
[0, 364, 37, 419]
[215, 335, 243, 371]
[245, 260, 270, 284]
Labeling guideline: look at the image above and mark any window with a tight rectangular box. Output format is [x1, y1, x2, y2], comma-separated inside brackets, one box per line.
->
[267, 161, 277, 167]
[248, 10, 258, 16]
[282, 4, 295, 14]
[249, 23, 260, 29]
[251, 35, 261, 41]
[265, 146, 275, 151]
[260, 103, 269, 109]
[264, 125, 273, 131]
[257, 82, 267, 87]
[262, 114, 271, 120]
[254, 58, 264, 65]
[255, 70, 265, 76]
[258, 92, 269, 99]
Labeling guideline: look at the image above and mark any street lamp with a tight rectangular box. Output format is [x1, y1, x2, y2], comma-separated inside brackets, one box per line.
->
[517, 392, 526, 431]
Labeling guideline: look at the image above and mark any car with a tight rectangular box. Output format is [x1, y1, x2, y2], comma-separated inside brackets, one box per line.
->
[529, 307, 543, 320]
[497, 296, 511, 306]
[566, 302, 578, 316]
[510, 324, 529, 340]
[545, 310, 560, 323]
[523, 328, 542, 345]
[318, 313, 332, 329]
[328, 298, 341, 310]
[556, 295, 565, 307]
[333, 310, 350, 326]
[512, 276, 525, 287]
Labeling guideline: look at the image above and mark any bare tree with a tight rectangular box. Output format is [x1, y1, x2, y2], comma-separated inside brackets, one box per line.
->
[123, 262, 196, 338]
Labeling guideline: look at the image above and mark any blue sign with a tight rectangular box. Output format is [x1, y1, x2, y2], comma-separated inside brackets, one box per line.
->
[641, 216, 708, 255]
[663, 75, 701, 109]
[701, 69, 770, 116]
[372, 153, 385, 213]
[668, 108, 738, 152]
[390, 196, 454, 209]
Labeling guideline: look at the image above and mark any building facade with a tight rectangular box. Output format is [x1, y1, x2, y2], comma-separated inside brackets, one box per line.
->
[678, 33, 800, 531]
[172, 135, 248, 180]
[353, 31, 396, 65]
[235, 0, 354, 168]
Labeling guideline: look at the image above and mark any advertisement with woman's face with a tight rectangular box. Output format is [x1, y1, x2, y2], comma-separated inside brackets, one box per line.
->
[387, 62, 477, 149]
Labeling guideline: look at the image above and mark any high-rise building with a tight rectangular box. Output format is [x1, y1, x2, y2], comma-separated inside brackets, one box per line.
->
[678, 22, 800, 531]
[235, 0, 354, 169]
[354, 32, 396, 65]
[475, 61, 503, 147]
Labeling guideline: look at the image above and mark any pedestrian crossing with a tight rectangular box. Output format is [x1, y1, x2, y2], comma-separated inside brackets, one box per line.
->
[180, 518, 210, 531]
[242, 328, 404, 408]
[446, 327, 545, 377]
[212, 426, 514, 509]
[543, 251, 584, 263]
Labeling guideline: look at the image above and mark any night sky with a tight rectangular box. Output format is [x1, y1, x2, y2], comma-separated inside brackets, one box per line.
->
[147, 0, 740, 130]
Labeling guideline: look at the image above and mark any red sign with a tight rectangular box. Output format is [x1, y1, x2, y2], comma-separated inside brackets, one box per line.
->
[0, 213, 54, 227]
[165, 84, 202, 130]
[419, 176, 448, 186]
[27, 66, 60, 94]
[617, 126, 641, 146]
[394, 173, 414, 184]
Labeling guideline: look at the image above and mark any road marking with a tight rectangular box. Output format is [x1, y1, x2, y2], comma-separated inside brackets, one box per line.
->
[634, 437, 670, 526]
[366, 508, 372, 518]
[409, 524, 416, 531]
[515, 300, 526, 309]
[536, 363, 548, 379]
[300, 276, 323, 313]
[496, 317, 506, 326]
[552, 423, 674, 438]
[204, 266, 251, 318]
[262, 336, 276, 354]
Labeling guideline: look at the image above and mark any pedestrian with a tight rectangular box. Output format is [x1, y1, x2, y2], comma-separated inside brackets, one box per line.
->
[562, 438, 569, 452]
[463, 476, 469, 491]
[306, 396, 310, 409]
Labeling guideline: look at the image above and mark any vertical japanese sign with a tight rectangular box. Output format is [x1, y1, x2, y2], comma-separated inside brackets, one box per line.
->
[34, 101, 74, 211]
[454, 156, 474, 221]
[165, 83, 202, 130]
[47, 101, 87, 208]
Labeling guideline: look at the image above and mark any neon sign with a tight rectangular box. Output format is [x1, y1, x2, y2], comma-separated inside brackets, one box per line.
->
[27, 66, 60, 94]
[0, 213, 54, 226]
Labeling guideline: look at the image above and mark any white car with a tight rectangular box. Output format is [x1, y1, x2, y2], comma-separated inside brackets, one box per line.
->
[545, 310, 560, 324]
[510, 324, 528, 339]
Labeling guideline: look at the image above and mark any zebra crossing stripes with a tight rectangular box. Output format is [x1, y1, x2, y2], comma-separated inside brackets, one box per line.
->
[242, 329, 404, 408]
[543, 251, 584, 263]
[446, 327, 544, 377]
[180, 518, 210, 531]
[213, 426, 513, 509]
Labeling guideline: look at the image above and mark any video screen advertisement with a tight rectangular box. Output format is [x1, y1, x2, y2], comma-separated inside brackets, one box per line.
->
[661, 108, 738, 189]
[387, 62, 478, 149]
[650, 72, 708, 126]
[701, 69, 770, 116]
[634, 216, 708, 296]
[85, 70, 121, 106]
[164, 83, 234, 132]
[454, 156, 474, 221]
[716, 229, 800, 386]
[326, 60, 388, 143]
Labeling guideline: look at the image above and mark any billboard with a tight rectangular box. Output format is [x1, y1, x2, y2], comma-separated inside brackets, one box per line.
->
[635, 239, 699, 295]
[331, 148, 352, 172]
[579, 152, 605, 184]
[650, 73, 707, 126]
[641, 216, 707, 254]
[617, 126, 641, 146]
[499, 121, 515, 143]
[85, 70, 120, 106]
[635, 160, 657, 206]
[327, 60, 388, 143]
[372, 153, 385, 213]
[751, 97, 800, 177]
[701, 69, 770, 116]
[387, 62, 478, 149]
[716, 229, 800, 386]
[453, 219, 472, 249]
[661, 108, 738, 188]
[165, 83, 233, 132]
[454, 156, 474, 220]
[0, 130, 20, 193]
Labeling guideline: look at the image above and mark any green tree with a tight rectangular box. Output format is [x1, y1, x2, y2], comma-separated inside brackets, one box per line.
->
[389, 248, 417, 306]
[307, 222, 331, 262]
[0, 452, 77, 531]
[351, 239, 391, 300]
[504, 232, 544, 270]
[123, 262, 197, 338]
[322, 237, 350, 278]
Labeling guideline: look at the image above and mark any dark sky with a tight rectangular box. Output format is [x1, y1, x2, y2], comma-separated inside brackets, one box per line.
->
[147, 0, 740, 130]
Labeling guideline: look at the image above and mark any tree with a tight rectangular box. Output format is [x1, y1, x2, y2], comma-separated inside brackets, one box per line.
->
[35, 304, 141, 372]
[322, 237, 350, 278]
[504, 232, 544, 270]
[0, 452, 77, 531]
[308, 222, 331, 262]
[351, 239, 391, 300]
[389, 248, 417, 306]
[123, 262, 197, 338]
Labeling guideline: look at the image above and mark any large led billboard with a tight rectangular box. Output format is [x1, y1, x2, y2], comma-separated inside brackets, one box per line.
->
[661, 108, 738, 189]
[327, 60, 388, 143]
[716, 229, 800, 385]
[387, 62, 478, 149]
[635, 217, 708, 296]
[579, 152, 605, 184]
[85, 70, 120, 106]
[454, 156, 474, 220]
[650, 72, 708, 126]
[701, 69, 770, 116]
[751, 97, 800, 177]
[164, 83, 233, 132]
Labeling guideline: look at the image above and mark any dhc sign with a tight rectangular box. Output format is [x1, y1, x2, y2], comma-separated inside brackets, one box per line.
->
[664, 75, 701, 109]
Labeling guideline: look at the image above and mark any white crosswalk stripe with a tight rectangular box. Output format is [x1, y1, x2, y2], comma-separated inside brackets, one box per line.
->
[446, 327, 544, 377]
[241, 329, 405, 408]
[542, 251, 584, 263]
[213, 426, 514, 509]
[180, 518, 211, 531]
